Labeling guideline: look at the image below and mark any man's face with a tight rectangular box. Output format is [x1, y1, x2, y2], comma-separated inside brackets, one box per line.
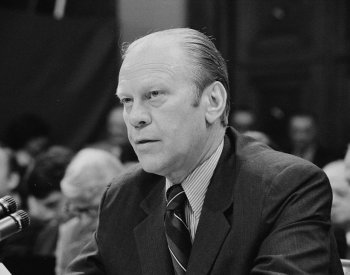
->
[289, 116, 316, 149]
[117, 38, 209, 182]
[28, 191, 64, 222]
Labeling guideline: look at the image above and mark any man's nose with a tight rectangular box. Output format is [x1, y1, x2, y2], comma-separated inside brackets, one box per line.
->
[128, 102, 151, 128]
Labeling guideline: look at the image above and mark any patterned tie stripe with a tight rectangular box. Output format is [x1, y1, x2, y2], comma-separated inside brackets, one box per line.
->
[165, 184, 192, 275]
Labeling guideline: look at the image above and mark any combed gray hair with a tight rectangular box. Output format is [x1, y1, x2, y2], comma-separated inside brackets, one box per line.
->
[61, 148, 124, 204]
[121, 28, 230, 126]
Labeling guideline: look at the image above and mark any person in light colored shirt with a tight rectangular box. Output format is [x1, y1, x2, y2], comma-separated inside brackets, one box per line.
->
[324, 146, 350, 259]
[90, 104, 138, 166]
[0, 145, 21, 205]
[55, 148, 124, 275]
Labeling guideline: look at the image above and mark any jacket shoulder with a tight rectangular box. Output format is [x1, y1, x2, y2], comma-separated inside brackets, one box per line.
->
[225, 128, 330, 200]
[234, 129, 324, 179]
[100, 163, 163, 210]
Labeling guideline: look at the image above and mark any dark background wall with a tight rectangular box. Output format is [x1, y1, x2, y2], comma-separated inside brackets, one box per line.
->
[0, 1, 118, 150]
[0, 0, 349, 154]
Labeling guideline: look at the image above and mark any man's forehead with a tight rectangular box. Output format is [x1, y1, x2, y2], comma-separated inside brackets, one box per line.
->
[116, 64, 182, 96]
[128, 31, 180, 52]
[117, 34, 194, 91]
[119, 62, 180, 79]
[123, 34, 185, 64]
[119, 46, 189, 82]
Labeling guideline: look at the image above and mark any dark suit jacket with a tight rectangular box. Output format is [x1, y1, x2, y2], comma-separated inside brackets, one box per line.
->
[66, 128, 343, 274]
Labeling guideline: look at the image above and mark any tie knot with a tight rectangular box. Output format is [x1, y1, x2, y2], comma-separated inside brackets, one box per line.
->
[166, 184, 187, 211]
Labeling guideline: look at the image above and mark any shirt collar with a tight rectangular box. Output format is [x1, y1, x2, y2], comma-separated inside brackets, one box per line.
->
[166, 140, 224, 219]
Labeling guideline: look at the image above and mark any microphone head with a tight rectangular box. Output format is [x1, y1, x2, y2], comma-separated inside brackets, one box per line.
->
[11, 210, 30, 230]
[0, 196, 18, 216]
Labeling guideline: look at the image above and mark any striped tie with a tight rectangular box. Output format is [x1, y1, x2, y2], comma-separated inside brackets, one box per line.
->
[164, 184, 192, 275]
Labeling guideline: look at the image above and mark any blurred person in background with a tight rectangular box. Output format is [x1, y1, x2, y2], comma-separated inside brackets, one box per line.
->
[4, 113, 51, 170]
[91, 104, 138, 166]
[55, 148, 124, 275]
[323, 157, 350, 259]
[229, 105, 256, 133]
[287, 111, 339, 168]
[0, 143, 22, 206]
[230, 107, 280, 150]
[243, 130, 279, 150]
[2, 113, 52, 209]
[0, 145, 74, 275]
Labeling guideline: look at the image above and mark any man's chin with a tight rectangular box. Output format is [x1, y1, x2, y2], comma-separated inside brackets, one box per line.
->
[138, 158, 165, 176]
[141, 165, 162, 176]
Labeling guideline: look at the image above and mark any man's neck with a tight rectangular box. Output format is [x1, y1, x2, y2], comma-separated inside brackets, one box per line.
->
[166, 126, 226, 184]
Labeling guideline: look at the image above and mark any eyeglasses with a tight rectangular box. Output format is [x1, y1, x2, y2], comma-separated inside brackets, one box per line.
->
[63, 201, 98, 218]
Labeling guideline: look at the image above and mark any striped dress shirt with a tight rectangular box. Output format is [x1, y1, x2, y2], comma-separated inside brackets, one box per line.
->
[166, 140, 224, 242]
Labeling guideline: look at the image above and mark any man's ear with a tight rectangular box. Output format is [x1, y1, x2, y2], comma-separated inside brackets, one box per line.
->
[202, 81, 227, 124]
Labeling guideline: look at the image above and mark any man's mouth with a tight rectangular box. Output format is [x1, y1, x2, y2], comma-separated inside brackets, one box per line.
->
[134, 139, 158, 145]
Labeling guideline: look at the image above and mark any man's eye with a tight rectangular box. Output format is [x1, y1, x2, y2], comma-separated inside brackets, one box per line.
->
[147, 90, 163, 100]
[120, 98, 132, 105]
[150, 91, 160, 97]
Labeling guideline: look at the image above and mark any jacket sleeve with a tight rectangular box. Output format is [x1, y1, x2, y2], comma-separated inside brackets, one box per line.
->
[64, 232, 106, 275]
[63, 184, 111, 275]
[251, 163, 343, 274]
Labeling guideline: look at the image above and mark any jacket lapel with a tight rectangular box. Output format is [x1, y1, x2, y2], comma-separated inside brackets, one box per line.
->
[187, 131, 237, 275]
[133, 178, 174, 275]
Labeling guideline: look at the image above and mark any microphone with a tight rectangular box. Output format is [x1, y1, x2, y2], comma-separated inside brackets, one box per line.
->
[0, 210, 30, 242]
[0, 196, 17, 219]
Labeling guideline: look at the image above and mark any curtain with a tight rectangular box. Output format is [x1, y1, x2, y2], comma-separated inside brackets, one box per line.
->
[0, 4, 118, 150]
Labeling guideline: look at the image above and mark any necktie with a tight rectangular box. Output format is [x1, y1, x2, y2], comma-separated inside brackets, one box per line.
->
[164, 184, 192, 275]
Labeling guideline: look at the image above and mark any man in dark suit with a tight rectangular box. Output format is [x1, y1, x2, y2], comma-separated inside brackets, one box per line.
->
[66, 28, 343, 274]
[287, 111, 340, 169]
